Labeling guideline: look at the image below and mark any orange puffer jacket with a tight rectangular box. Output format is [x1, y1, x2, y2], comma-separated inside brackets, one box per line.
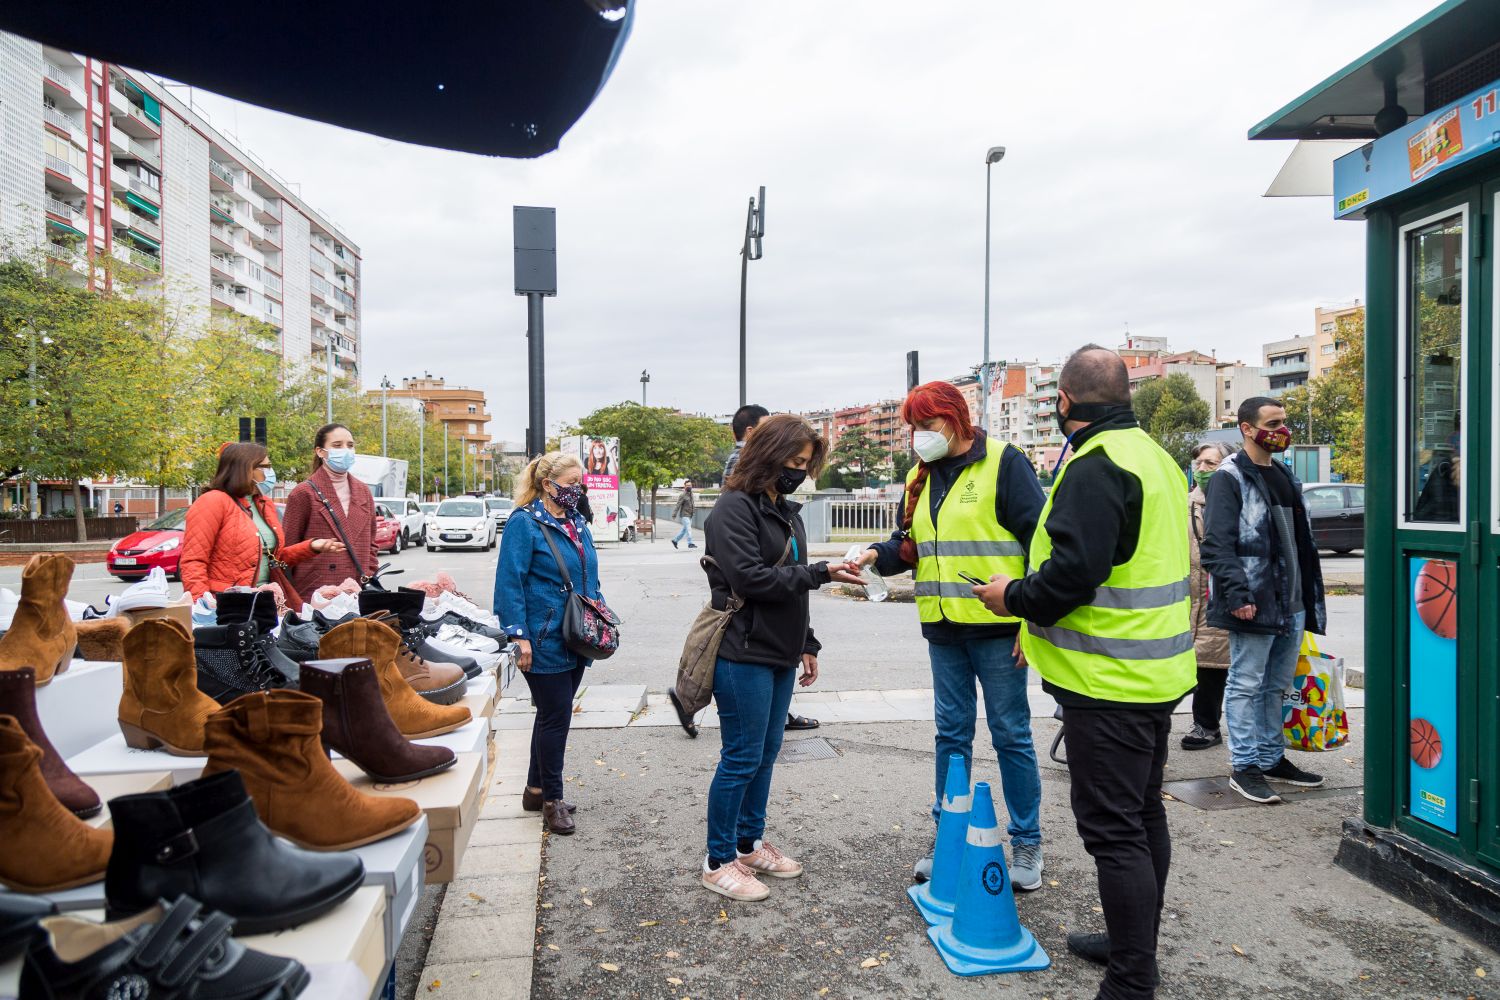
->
[180, 490, 316, 599]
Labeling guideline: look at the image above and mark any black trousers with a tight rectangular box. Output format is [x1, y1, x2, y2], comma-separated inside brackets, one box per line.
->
[1189, 667, 1228, 731]
[1061, 705, 1173, 1000]
[523, 666, 586, 801]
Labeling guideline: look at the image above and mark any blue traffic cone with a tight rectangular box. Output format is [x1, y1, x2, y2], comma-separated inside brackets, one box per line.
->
[907, 753, 970, 926]
[926, 781, 1050, 976]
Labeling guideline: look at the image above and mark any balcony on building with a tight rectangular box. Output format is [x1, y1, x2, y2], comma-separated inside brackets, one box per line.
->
[44, 194, 85, 231]
[42, 61, 81, 104]
[44, 154, 87, 198]
[210, 222, 235, 252]
[209, 159, 237, 191]
[109, 78, 161, 139]
[309, 273, 333, 303]
[112, 133, 160, 170]
[112, 202, 161, 243]
[42, 103, 85, 142]
[113, 242, 161, 275]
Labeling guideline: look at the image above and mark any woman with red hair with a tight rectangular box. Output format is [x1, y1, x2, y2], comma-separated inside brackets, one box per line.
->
[856, 380, 1048, 892]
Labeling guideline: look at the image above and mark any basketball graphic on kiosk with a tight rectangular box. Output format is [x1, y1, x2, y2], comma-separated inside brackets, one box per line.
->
[1413, 559, 1458, 640]
[1410, 718, 1443, 769]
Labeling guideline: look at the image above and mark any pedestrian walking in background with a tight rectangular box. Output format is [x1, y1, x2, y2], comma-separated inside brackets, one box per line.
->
[181, 443, 342, 601]
[1182, 441, 1236, 751]
[974, 346, 1195, 1000]
[855, 380, 1047, 891]
[697, 414, 866, 902]
[671, 482, 697, 549]
[494, 451, 610, 837]
[282, 423, 380, 592]
[721, 403, 770, 483]
[1200, 398, 1327, 804]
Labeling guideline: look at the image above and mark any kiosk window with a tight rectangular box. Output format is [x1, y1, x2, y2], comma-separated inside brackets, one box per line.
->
[1405, 214, 1464, 525]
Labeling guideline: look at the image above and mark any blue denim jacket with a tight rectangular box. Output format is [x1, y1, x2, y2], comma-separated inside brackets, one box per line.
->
[493, 501, 604, 674]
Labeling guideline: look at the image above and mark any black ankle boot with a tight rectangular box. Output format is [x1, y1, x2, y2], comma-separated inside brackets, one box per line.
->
[105, 770, 365, 934]
[192, 621, 294, 703]
[359, 590, 481, 679]
[214, 592, 301, 685]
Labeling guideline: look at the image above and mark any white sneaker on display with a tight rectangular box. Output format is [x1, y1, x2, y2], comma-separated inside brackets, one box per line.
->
[113, 566, 174, 613]
[434, 622, 500, 653]
[434, 592, 499, 627]
[427, 633, 500, 672]
[191, 595, 218, 628]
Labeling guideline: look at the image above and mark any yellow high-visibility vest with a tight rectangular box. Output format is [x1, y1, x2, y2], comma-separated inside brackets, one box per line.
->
[1021, 427, 1196, 702]
[908, 442, 1026, 625]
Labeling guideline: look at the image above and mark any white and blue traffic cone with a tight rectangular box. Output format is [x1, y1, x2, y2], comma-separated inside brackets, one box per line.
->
[926, 781, 1050, 976]
[907, 752, 970, 926]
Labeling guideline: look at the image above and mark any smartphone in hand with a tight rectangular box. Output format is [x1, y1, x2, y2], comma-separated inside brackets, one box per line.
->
[957, 571, 987, 586]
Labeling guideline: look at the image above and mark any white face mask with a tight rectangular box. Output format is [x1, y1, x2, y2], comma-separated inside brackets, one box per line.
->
[912, 430, 951, 463]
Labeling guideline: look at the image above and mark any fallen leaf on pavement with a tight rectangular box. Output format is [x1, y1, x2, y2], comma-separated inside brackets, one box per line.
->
[639, 920, 659, 927]
[583, 899, 593, 906]
[1218, 840, 1235, 847]
[540, 903, 553, 909]
[1049, 880, 1060, 887]
[546, 944, 560, 952]
[470, 972, 481, 979]
[1231, 945, 1246, 957]
[667, 978, 683, 986]
[467, 892, 485, 902]
[665, 951, 680, 959]
[427, 981, 441, 991]
[818, 990, 829, 996]
[860, 957, 881, 969]
[599, 963, 619, 973]
[831, 794, 842, 801]
[1477, 968, 1487, 978]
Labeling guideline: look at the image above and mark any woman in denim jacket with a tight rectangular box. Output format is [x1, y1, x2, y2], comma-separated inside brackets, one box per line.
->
[494, 451, 605, 836]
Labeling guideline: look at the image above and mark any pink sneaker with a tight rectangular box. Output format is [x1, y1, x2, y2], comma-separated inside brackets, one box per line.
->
[701, 859, 770, 901]
[737, 839, 803, 879]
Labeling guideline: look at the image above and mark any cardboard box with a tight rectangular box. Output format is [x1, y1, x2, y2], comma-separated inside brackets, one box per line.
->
[82, 769, 173, 828]
[66, 733, 206, 785]
[34, 660, 123, 759]
[334, 753, 482, 884]
[243, 885, 387, 997]
[351, 816, 428, 963]
[462, 674, 497, 720]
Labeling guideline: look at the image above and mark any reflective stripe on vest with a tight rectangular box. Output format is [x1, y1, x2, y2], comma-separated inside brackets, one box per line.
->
[908, 441, 1026, 625]
[1020, 427, 1196, 703]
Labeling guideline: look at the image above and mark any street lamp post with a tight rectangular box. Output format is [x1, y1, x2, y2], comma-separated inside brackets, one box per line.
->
[418, 402, 425, 501]
[379, 376, 393, 455]
[981, 146, 1006, 432]
[443, 422, 449, 498]
[461, 435, 468, 494]
[325, 339, 334, 423]
[738, 186, 765, 409]
[26, 331, 39, 518]
[640, 369, 650, 406]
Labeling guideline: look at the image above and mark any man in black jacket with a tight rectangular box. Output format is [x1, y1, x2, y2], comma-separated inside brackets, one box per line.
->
[1200, 397, 1327, 805]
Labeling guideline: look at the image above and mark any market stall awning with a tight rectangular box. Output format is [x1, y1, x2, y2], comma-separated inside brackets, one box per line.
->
[1249, 0, 1500, 142]
[0, 0, 633, 158]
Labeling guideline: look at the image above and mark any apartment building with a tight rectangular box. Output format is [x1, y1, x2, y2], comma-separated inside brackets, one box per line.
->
[1262, 335, 1314, 394]
[1215, 363, 1273, 426]
[379, 376, 493, 486]
[1313, 301, 1363, 378]
[5, 36, 360, 375]
[988, 365, 1032, 449]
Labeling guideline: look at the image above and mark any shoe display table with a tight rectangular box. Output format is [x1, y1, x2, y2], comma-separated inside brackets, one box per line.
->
[460, 673, 497, 720]
[352, 815, 428, 964]
[33, 660, 122, 759]
[335, 751, 484, 884]
[65, 733, 207, 785]
[244, 886, 388, 1000]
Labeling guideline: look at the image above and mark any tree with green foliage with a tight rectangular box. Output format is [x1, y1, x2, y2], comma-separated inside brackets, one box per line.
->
[830, 426, 886, 488]
[576, 403, 730, 518]
[1280, 311, 1366, 482]
[1131, 372, 1211, 470]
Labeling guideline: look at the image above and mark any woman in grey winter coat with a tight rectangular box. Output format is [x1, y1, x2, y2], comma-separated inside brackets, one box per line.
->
[1184, 442, 1234, 750]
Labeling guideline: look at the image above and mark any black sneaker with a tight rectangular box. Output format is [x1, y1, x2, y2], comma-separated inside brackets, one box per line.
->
[1264, 756, 1324, 787]
[1066, 932, 1110, 966]
[1181, 723, 1222, 750]
[1229, 767, 1282, 804]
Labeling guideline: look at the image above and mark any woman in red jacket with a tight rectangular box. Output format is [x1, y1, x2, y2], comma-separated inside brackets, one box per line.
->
[180, 443, 344, 600]
[281, 423, 380, 595]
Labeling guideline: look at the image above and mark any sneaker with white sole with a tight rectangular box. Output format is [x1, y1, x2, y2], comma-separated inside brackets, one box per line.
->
[701, 858, 770, 901]
[113, 566, 174, 613]
[1229, 767, 1282, 804]
[434, 592, 499, 627]
[1263, 756, 1324, 787]
[1010, 843, 1044, 891]
[434, 622, 501, 654]
[736, 839, 803, 879]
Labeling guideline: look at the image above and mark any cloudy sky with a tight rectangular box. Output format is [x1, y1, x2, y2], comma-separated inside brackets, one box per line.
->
[180, 0, 1416, 444]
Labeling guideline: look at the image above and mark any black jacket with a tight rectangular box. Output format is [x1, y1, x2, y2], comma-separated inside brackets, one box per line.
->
[868, 432, 1045, 644]
[1200, 452, 1327, 636]
[703, 490, 829, 669]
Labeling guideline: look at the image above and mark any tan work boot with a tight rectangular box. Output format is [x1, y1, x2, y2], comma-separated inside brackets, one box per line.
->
[0, 716, 112, 891]
[318, 617, 471, 739]
[119, 618, 222, 755]
[0, 553, 78, 684]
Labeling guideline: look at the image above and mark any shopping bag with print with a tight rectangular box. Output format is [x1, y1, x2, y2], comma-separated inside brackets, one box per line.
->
[1283, 633, 1350, 751]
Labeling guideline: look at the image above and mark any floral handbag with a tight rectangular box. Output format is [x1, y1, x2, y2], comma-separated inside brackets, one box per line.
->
[538, 525, 620, 660]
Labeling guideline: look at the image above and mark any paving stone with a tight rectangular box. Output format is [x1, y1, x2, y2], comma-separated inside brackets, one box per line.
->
[493, 714, 534, 731]
[573, 684, 647, 714]
[439, 874, 538, 918]
[570, 711, 635, 729]
[480, 793, 533, 821]
[469, 816, 541, 848]
[837, 689, 885, 702]
[426, 912, 537, 963]
[461, 842, 542, 879]
[415, 959, 533, 1000]
[789, 691, 840, 703]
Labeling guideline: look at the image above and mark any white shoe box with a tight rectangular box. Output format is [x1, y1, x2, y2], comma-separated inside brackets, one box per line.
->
[351, 815, 428, 964]
[33, 660, 122, 759]
[241, 886, 388, 1000]
[66, 733, 206, 785]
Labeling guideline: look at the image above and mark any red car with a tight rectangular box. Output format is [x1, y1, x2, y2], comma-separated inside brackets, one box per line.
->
[107, 507, 187, 581]
[374, 503, 404, 554]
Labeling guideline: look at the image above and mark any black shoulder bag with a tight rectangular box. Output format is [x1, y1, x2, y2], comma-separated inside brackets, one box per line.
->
[537, 522, 620, 660]
[306, 483, 379, 587]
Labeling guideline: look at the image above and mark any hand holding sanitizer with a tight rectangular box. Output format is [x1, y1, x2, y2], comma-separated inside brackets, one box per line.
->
[845, 545, 889, 603]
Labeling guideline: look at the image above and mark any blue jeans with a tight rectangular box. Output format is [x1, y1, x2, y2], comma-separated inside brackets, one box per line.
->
[928, 637, 1041, 846]
[706, 657, 796, 862]
[673, 516, 694, 545]
[1225, 611, 1305, 771]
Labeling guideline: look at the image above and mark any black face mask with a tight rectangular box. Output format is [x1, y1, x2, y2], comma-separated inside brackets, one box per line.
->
[1056, 398, 1124, 435]
[776, 467, 808, 494]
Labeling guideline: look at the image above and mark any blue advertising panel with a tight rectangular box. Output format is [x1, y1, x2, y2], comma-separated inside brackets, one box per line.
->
[1408, 558, 1458, 833]
[1333, 79, 1500, 219]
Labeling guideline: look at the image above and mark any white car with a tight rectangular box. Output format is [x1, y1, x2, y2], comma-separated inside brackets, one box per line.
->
[617, 505, 638, 542]
[425, 498, 496, 552]
[384, 497, 427, 548]
[485, 496, 515, 533]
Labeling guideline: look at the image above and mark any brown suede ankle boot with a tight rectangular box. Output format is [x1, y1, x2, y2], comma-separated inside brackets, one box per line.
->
[0, 554, 77, 684]
[300, 657, 457, 783]
[201, 690, 421, 851]
[75, 618, 129, 662]
[318, 618, 471, 739]
[0, 715, 112, 891]
[119, 619, 221, 755]
[0, 667, 100, 818]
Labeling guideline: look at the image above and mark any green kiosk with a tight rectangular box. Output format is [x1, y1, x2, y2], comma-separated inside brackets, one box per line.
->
[1251, 0, 1500, 948]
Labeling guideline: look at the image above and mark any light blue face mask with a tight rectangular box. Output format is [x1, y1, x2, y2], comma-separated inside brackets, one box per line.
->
[324, 447, 356, 473]
[255, 468, 277, 496]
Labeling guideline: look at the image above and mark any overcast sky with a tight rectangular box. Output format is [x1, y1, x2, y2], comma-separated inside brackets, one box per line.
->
[180, 0, 1417, 445]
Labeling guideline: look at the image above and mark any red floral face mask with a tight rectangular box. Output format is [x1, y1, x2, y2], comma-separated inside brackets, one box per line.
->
[1253, 426, 1292, 454]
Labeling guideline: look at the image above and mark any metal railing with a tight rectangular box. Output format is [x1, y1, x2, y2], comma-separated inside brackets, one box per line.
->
[823, 497, 900, 542]
[44, 62, 72, 88]
[44, 195, 81, 221]
[45, 154, 80, 181]
[209, 160, 235, 185]
[129, 139, 158, 164]
[43, 104, 81, 133]
[117, 245, 160, 272]
[125, 213, 160, 240]
[211, 285, 235, 305]
[126, 174, 159, 202]
[210, 222, 234, 245]
[263, 271, 282, 293]
[310, 274, 332, 296]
